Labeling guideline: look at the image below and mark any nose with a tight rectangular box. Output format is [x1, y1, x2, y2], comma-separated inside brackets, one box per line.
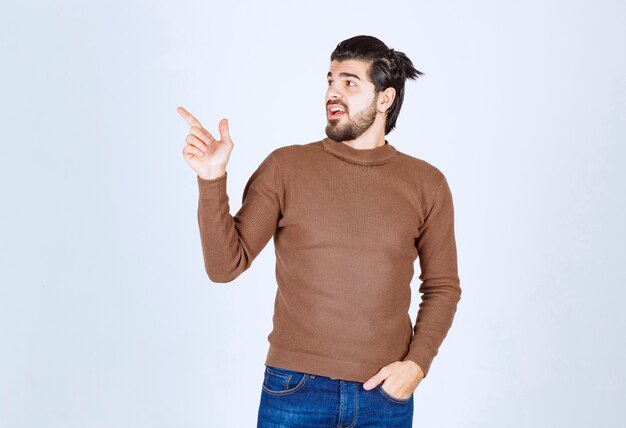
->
[325, 83, 344, 104]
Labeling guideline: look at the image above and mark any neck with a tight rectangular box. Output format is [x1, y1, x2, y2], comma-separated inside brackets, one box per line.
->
[340, 133, 386, 150]
[321, 134, 397, 166]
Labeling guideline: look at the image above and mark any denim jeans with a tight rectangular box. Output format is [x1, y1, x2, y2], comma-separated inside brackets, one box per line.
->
[257, 364, 414, 427]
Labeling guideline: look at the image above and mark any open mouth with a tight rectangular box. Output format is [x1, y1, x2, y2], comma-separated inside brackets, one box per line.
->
[328, 105, 346, 119]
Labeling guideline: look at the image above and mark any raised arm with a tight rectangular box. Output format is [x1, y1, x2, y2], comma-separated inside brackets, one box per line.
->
[402, 175, 462, 378]
[196, 153, 281, 282]
[177, 106, 281, 283]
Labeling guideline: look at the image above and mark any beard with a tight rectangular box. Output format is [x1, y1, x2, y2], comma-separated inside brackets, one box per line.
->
[325, 96, 378, 142]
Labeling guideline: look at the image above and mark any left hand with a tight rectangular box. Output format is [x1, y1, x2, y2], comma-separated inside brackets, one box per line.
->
[362, 360, 425, 400]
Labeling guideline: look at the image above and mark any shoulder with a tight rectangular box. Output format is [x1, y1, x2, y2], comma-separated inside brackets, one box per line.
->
[268, 139, 325, 162]
[394, 149, 447, 187]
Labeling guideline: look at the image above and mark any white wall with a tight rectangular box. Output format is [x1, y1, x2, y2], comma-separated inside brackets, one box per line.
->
[1, 0, 624, 426]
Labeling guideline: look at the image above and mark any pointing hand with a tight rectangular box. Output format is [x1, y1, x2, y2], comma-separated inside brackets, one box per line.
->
[178, 106, 233, 179]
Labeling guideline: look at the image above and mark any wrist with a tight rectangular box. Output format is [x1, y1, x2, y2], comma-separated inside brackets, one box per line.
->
[405, 360, 424, 377]
[199, 168, 226, 180]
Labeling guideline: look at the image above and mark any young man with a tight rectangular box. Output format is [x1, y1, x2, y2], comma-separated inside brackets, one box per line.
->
[178, 35, 461, 427]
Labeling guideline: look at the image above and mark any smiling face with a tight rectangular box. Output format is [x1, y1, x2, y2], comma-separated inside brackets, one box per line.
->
[325, 59, 380, 142]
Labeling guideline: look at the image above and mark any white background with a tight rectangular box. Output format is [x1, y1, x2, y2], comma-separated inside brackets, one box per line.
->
[1, 0, 624, 427]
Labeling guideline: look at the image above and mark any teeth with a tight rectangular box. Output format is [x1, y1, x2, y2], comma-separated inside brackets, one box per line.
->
[330, 107, 344, 113]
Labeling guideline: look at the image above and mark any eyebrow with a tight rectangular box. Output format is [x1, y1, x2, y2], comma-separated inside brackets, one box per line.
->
[327, 71, 362, 81]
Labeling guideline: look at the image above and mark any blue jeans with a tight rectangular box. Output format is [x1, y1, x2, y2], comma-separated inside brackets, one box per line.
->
[257, 365, 414, 427]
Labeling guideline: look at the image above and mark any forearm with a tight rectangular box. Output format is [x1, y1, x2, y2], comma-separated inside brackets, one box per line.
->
[197, 172, 248, 282]
[196, 152, 282, 283]
[403, 279, 461, 377]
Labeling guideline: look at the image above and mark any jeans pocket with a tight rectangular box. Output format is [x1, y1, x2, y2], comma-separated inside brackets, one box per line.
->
[262, 365, 309, 396]
[376, 384, 413, 404]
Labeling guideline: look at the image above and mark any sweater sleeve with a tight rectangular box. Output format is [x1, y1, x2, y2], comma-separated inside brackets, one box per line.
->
[403, 175, 462, 378]
[196, 152, 282, 283]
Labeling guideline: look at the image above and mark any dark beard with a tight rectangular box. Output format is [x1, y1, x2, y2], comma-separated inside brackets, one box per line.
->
[325, 97, 377, 142]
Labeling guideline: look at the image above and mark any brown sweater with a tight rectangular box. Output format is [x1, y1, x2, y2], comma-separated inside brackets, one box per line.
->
[196, 137, 461, 383]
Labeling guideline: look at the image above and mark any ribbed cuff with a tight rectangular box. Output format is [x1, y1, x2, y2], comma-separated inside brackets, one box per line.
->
[197, 172, 227, 199]
[402, 344, 434, 378]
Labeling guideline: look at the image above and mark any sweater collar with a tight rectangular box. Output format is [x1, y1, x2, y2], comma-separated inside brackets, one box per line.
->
[321, 137, 397, 166]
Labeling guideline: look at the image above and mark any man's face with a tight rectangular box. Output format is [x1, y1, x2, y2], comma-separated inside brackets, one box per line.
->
[325, 59, 379, 142]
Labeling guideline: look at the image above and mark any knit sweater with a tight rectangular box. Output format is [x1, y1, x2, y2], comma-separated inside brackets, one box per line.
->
[196, 137, 461, 383]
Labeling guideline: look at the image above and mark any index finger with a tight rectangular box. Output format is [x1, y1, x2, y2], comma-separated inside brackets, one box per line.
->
[177, 106, 203, 128]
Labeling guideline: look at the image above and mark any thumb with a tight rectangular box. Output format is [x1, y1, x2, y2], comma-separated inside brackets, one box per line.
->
[218, 118, 232, 144]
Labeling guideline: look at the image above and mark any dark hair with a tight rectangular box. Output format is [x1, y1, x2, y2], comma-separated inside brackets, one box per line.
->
[330, 35, 423, 134]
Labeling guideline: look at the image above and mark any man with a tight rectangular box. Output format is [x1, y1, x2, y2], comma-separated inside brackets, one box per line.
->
[178, 35, 461, 427]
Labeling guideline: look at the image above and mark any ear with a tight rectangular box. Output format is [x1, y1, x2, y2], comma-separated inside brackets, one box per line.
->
[377, 87, 396, 114]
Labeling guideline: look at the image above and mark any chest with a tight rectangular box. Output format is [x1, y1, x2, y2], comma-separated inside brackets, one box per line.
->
[277, 163, 423, 250]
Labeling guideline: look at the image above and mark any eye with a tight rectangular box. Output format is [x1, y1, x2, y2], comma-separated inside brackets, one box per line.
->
[327, 79, 356, 87]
